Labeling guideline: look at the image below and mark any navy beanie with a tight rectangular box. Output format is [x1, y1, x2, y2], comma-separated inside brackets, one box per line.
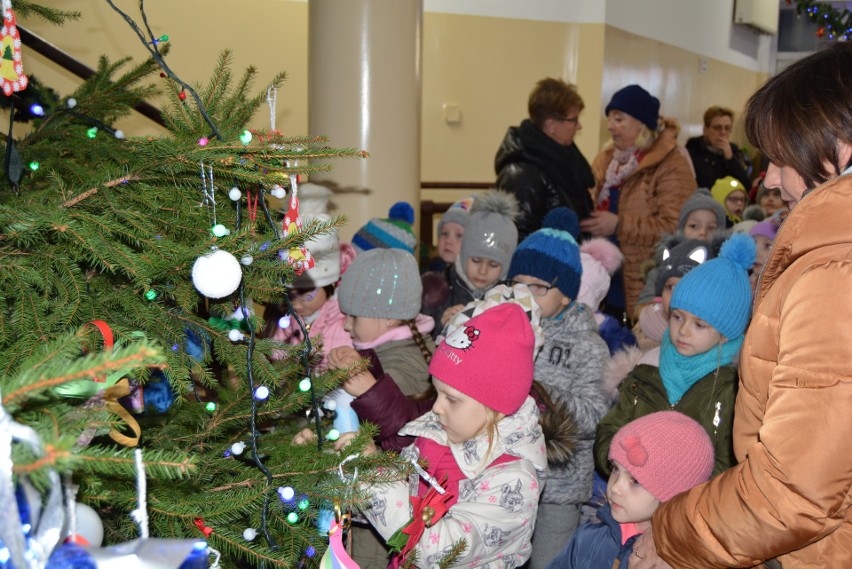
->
[670, 233, 755, 340]
[507, 208, 583, 299]
[605, 84, 660, 131]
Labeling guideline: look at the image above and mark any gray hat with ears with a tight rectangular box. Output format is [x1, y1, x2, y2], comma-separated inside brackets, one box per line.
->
[337, 248, 422, 320]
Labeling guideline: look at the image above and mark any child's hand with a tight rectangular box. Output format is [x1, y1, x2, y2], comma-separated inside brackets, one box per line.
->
[328, 346, 361, 370]
[441, 304, 464, 326]
[333, 431, 378, 455]
[343, 371, 377, 397]
[292, 427, 317, 445]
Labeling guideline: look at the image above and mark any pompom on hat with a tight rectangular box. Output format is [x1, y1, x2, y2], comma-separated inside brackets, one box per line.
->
[605, 84, 660, 131]
[430, 303, 535, 415]
[337, 248, 422, 320]
[609, 411, 714, 502]
[507, 207, 583, 300]
[670, 233, 756, 340]
[578, 238, 623, 311]
[352, 202, 417, 254]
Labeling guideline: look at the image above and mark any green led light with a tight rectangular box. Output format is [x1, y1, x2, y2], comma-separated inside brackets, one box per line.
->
[158, 34, 169, 42]
[326, 429, 340, 442]
[298, 378, 312, 392]
[298, 499, 310, 510]
[287, 512, 299, 524]
[205, 402, 217, 412]
[86, 127, 98, 139]
[211, 223, 229, 237]
[144, 289, 158, 301]
[239, 130, 253, 145]
[28, 161, 39, 171]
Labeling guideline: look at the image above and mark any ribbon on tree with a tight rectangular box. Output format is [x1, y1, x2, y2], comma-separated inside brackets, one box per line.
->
[387, 474, 455, 564]
[0, 0, 27, 96]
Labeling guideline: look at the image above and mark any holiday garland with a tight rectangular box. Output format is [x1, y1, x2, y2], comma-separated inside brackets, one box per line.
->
[793, 0, 852, 40]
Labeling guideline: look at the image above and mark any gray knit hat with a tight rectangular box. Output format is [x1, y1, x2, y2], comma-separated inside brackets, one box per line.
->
[438, 195, 475, 233]
[337, 248, 422, 320]
[677, 188, 726, 233]
[459, 190, 519, 279]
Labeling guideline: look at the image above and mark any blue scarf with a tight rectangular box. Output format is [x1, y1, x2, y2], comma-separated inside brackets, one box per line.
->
[659, 331, 743, 405]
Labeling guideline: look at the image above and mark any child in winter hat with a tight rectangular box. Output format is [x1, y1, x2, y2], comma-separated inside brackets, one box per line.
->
[332, 248, 435, 398]
[352, 201, 418, 254]
[361, 303, 547, 568]
[551, 411, 713, 569]
[596, 233, 755, 479]
[434, 195, 475, 266]
[506, 207, 613, 566]
[677, 188, 727, 241]
[711, 175, 749, 227]
[421, 190, 519, 338]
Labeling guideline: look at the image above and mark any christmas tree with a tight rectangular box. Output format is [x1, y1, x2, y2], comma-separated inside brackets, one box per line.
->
[0, 1, 402, 567]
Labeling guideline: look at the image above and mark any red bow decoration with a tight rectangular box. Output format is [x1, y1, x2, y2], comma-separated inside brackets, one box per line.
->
[464, 326, 478, 341]
[193, 517, 214, 538]
[389, 476, 455, 564]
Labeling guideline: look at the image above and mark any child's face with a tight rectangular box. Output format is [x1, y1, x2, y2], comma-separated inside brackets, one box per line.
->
[510, 274, 570, 318]
[752, 234, 773, 274]
[465, 257, 503, 290]
[668, 308, 725, 356]
[724, 190, 747, 218]
[344, 315, 396, 344]
[288, 287, 329, 318]
[437, 222, 464, 264]
[431, 378, 490, 444]
[682, 209, 719, 242]
[660, 277, 680, 319]
[606, 459, 660, 525]
[759, 188, 786, 216]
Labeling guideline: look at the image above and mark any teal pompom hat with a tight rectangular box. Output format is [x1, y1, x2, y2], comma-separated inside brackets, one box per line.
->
[670, 233, 756, 340]
[507, 207, 583, 299]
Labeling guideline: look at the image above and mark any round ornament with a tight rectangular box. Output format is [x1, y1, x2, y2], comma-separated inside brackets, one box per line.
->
[191, 250, 242, 298]
[72, 503, 104, 547]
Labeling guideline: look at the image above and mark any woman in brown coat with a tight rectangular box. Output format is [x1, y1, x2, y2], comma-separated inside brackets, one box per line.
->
[581, 85, 695, 320]
[631, 43, 852, 569]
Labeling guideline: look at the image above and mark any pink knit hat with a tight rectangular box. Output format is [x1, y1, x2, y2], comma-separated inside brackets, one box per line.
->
[608, 411, 714, 502]
[429, 303, 535, 415]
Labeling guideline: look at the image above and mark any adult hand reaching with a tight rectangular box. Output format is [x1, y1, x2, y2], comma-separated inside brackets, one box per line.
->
[630, 528, 674, 569]
[579, 210, 619, 238]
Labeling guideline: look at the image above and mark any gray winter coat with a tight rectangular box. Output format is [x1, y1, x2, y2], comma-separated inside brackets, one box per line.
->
[536, 303, 610, 507]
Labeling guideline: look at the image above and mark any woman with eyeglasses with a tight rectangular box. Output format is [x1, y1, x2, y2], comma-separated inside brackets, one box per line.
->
[580, 85, 696, 322]
[686, 105, 751, 190]
[631, 42, 852, 569]
[495, 77, 595, 240]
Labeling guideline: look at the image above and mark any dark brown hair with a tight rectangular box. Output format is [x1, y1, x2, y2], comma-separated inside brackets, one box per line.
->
[528, 78, 585, 128]
[703, 106, 734, 128]
[744, 43, 852, 188]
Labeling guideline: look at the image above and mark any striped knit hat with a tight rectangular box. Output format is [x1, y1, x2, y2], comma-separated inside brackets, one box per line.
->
[507, 208, 583, 299]
[352, 202, 417, 254]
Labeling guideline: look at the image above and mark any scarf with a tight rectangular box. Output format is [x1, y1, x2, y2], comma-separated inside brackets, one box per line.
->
[597, 147, 641, 211]
[659, 331, 743, 405]
[352, 313, 434, 350]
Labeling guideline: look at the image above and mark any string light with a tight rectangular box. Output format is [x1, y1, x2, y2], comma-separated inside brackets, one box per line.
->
[228, 187, 241, 201]
[205, 402, 217, 412]
[144, 289, 158, 301]
[254, 386, 270, 401]
[298, 378, 312, 392]
[28, 161, 39, 171]
[277, 486, 295, 502]
[29, 103, 44, 116]
[150, 34, 169, 45]
[211, 224, 229, 237]
[198, 137, 209, 146]
[326, 429, 340, 442]
[239, 130, 253, 145]
[286, 512, 299, 524]
[86, 127, 98, 139]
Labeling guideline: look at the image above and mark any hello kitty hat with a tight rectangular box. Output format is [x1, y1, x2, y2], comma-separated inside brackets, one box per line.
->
[429, 303, 535, 415]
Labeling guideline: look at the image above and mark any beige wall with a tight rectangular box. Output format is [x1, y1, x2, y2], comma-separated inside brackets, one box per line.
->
[17, 3, 768, 244]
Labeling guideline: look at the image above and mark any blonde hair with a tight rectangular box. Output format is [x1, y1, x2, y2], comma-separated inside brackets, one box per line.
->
[481, 407, 506, 465]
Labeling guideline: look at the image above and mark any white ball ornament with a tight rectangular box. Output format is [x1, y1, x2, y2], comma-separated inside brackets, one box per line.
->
[192, 249, 242, 298]
[73, 503, 104, 547]
[228, 329, 243, 343]
[270, 185, 286, 199]
[229, 187, 241, 201]
[243, 528, 258, 541]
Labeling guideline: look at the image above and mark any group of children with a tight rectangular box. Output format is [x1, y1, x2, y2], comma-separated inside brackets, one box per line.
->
[270, 179, 782, 568]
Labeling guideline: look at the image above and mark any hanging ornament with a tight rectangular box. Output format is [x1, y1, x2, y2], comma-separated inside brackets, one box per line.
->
[0, 1, 28, 96]
[281, 175, 315, 276]
[191, 249, 242, 298]
[320, 521, 360, 568]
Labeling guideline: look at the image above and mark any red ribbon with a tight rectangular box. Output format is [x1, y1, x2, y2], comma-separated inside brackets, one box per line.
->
[398, 479, 454, 563]
[193, 517, 214, 537]
[84, 320, 115, 383]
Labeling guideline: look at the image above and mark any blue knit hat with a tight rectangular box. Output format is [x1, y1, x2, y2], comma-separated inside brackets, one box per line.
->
[605, 84, 660, 131]
[670, 233, 755, 340]
[507, 208, 583, 299]
[352, 202, 417, 254]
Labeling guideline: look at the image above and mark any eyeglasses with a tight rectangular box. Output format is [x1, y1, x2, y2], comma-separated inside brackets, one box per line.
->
[509, 280, 557, 297]
[553, 115, 580, 124]
[710, 124, 733, 133]
[725, 195, 746, 205]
